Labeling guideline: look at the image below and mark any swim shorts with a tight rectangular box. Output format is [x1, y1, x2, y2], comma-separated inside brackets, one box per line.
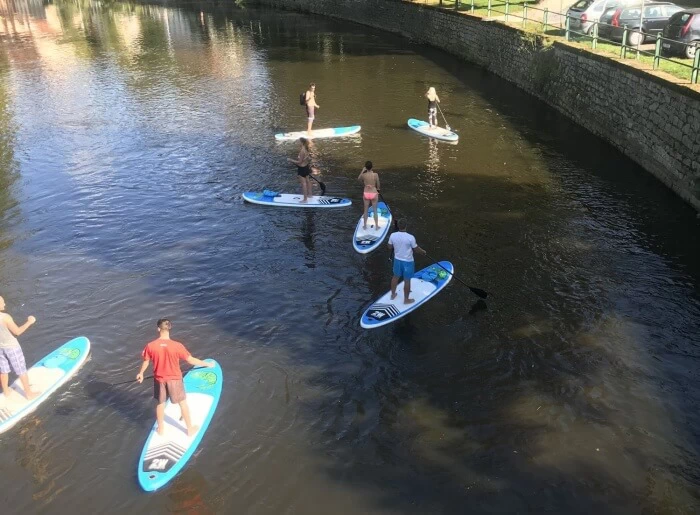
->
[153, 378, 186, 404]
[392, 258, 415, 279]
[0, 346, 27, 375]
[306, 105, 315, 121]
[297, 165, 311, 177]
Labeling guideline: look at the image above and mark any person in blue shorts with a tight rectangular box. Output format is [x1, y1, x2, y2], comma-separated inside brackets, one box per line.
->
[388, 219, 426, 304]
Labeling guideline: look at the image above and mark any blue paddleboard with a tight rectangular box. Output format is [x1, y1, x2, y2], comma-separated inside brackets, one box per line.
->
[360, 261, 454, 328]
[275, 125, 361, 141]
[407, 118, 458, 142]
[243, 191, 352, 208]
[353, 202, 392, 254]
[0, 337, 91, 435]
[137, 359, 223, 492]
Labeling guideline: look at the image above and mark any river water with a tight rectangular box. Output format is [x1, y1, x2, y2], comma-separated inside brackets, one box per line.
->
[0, 1, 699, 513]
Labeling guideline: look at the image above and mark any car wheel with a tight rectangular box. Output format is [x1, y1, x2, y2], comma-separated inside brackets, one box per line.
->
[627, 30, 644, 46]
[684, 41, 698, 60]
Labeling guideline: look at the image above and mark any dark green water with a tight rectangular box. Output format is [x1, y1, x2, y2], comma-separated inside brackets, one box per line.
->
[0, 1, 698, 513]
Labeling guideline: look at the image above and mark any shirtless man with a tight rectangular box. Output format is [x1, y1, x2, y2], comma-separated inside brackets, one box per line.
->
[0, 296, 39, 400]
[388, 220, 427, 304]
[305, 83, 320, 134]
[136, 319, 214, 437]
[358, 161, 381, 230]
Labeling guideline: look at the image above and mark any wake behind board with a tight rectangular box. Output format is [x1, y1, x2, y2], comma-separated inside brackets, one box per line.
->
[138, 359, 222, 492]
[407, 118, 458, 142]
[275, 125, 361, 141]
[243, 191, 352, 208]
[353, 201, 392, 254]
[360, 261, 454, 329]
[0, 336, 90, 435]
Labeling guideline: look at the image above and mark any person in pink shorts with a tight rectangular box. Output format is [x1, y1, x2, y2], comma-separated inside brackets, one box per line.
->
[358, 161, 381, 231]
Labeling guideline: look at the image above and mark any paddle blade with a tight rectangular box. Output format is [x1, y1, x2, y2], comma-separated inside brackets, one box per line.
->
[469, 286, 488, 299]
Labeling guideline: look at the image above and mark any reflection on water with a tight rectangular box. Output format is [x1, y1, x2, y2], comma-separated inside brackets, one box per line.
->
[0, 0, 698, 513]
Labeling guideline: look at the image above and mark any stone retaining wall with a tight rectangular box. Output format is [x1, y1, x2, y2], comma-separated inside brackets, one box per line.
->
[251, 0, 700, 211]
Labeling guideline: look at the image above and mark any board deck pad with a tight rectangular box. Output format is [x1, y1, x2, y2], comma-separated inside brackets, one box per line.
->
[138, 359, 223, 492]
[0, 336, 91, 435]
[275, 125, 361, 141]
[353, 202, 392, 254]
[243, 192, 352, 208]
[360, 262, 454, 328]
[407, 118, 458, 142]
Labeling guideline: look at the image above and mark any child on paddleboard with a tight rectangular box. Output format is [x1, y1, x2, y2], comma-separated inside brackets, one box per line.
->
[288, 137, 315, 203]
[358, 161, 381, 231]
[0, 296, 39, 400]
[426, 87, 440, 129]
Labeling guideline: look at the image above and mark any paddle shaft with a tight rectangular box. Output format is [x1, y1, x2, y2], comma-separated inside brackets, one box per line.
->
[308, 173, 326, 195]
[378, 192, 399, 231]
[423, 253, 488, 299]
[436, 103, 450, 130]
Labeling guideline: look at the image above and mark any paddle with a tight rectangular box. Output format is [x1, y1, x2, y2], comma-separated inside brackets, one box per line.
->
[424, 253, 488, 299]
[85, 365, 199, 396]
[437, 103, 451, 131]
[308, 173, 326, 195]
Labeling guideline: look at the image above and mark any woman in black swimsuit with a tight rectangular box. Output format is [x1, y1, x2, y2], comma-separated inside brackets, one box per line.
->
[288, 137, 314, 203]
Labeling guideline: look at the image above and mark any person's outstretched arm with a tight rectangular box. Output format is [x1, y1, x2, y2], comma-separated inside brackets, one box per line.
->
[186, 355, 214, 368]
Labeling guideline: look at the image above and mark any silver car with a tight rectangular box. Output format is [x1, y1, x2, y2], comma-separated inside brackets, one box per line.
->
[566, 0, 636, 34]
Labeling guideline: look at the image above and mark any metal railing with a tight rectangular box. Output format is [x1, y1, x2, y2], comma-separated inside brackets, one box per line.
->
[423, 0, 700, 83]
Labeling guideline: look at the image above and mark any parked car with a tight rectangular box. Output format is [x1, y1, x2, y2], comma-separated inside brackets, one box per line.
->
[597, 2, 683, 46]
[662, 8, 700, 59]
[567, 0, 636, 35]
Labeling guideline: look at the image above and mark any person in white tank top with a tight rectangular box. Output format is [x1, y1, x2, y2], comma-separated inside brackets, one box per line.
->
[0, 295, 39, 400]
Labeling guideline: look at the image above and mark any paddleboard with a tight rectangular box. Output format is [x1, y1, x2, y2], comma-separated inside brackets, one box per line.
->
[360, 261, 454, 329]
[243, 191, 352, 208]
[407, 118, 458, 142]
[0, 336, 91, 435]
[137, 359, 223, 492]
[275, 125, 361, 141]
[353, 201, 392, 254]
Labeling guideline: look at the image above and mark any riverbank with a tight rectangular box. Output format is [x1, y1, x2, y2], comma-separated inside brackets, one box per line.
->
[250, 0, 700, 212]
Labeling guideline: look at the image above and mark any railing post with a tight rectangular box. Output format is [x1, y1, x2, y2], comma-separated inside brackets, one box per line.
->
[653, 34, 661, 70]
[592, 21, 598, 49]
[523, 2, 528, 28]
[565, 14, 570, 41]
[692, 45, 700, 84]
[487, 0, 492, 17]
[505, 0, 509, 22]
[471, 0, 475, 13]
[543, 8, 548, 31]
[621, 26, 628, 58]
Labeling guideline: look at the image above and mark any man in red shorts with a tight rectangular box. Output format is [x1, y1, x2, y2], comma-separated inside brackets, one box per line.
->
[136, 318, 213, 437]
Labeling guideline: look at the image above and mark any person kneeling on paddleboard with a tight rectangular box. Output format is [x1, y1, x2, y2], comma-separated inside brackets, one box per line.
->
[388, 220, 427, 305]
[426, 87, 440, 129]
[358, 161, 381, 231]
[0, 296, 39, 400]
[136, 319, 213, 437]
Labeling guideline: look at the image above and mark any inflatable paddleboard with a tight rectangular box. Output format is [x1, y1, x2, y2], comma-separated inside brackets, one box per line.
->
[243, 191, 352, 208]
[353, 201, 392, 254]
[138, 359, 222, 492]
[407, 118, 458, 142]
[360, 261, 454, 329]
[0, 336, 90, 435]
[275, 125, 361, 141]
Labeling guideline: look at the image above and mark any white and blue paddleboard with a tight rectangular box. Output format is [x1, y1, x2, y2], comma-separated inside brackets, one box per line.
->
[243, 191, 352, 208]
[0, 336, 91, 435]
[353, 202, 392, 254]
[407, 118, 458, 142]
[360, 261, 454, 329]
[275, 125, 361, 141]
[137, 359, 222, 492]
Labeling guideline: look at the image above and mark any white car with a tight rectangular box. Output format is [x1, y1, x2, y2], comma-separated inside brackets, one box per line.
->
[566, 0, 637, 34]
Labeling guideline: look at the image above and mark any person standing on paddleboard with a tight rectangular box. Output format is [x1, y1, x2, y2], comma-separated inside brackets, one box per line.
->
[0, 296, 39, 400]
[388, 220, 427, 304]
[305, 83, 319, 134]
[288, 137, 314, 203]
[358, 161, 381, 231]
[426, 87, 440, 129]
[136, 319, 213, 437]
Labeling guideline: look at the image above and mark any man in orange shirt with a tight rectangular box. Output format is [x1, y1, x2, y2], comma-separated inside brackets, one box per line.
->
[136, 319, 213, 437]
